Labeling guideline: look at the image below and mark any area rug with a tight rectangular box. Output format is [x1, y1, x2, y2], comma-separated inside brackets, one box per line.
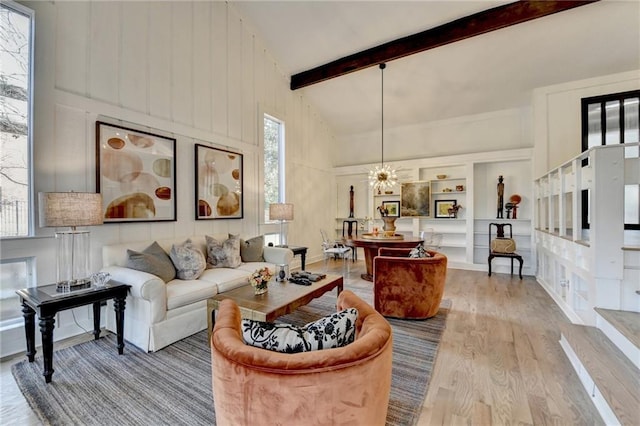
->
[12, 293, 450, 426]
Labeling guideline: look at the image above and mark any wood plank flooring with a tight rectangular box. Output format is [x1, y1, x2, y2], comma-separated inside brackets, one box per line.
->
[560, 324, 640, 425]
[1, 260, 603, 425]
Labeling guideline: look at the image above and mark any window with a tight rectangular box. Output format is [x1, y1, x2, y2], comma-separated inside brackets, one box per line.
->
[263, 113, 285, 224]
[1, 1, 34, 238]
[0, 257, 34, 328]
[581, 90, 640, 230]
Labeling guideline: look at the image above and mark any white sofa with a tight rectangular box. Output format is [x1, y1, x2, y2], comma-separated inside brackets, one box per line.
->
[101, 235, 293, 352]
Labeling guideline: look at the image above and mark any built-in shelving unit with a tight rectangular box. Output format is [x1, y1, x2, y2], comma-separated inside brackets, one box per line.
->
[334, 148, 534, 273]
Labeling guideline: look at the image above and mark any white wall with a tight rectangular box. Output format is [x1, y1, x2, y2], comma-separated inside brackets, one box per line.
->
[0, 1, 336, 357]
[334, 107, 532, 167]
[532, 70, 640, 178]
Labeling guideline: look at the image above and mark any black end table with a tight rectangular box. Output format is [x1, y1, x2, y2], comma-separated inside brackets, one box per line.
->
[276, 245, 308, 270]
[16, 281, 130, 383]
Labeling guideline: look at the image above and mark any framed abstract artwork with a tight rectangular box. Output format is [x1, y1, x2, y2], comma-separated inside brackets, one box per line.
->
[195, 144, 243, 220]
[400, 180, 430, 217]
[96, 121, 176, 223]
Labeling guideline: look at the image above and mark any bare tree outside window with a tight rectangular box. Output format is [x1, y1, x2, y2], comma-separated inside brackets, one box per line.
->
[1, 2, 32, 237]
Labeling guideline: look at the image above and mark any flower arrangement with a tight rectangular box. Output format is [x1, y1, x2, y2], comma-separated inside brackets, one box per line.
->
[249, 267, 273, 294]
[377, 205, 389, 217]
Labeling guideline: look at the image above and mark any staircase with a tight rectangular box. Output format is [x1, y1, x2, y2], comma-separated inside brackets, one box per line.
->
[559, 308, 640, 425]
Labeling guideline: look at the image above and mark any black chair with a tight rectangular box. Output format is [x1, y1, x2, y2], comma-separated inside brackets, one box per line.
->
[488, 223, 523, 279]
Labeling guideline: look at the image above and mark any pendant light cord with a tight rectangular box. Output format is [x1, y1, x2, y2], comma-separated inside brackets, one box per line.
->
[380, 63, 385, 168]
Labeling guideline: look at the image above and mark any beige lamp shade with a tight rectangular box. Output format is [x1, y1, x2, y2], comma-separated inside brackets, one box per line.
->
[39, 192, 104, 228]
[269, 203, 294, 221]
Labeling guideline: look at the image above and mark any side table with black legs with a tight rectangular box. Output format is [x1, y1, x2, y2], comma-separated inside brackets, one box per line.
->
[275, 245, 308, 271]
[16, 280, 130, 383]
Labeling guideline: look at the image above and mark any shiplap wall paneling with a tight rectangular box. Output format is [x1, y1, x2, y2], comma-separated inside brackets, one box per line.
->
[89, 2, 119, 104]
[54, 105, 90, 190]
[192, 1, 213, 132]
[242, 31, 256, 144]
[55, 2, 88, 95]
[171, 3, 194, 127]
[227, 8, 243, 141]
[148, 2, 172, 120]
[211, 1, 228, 136]
[120, 2, 149, 114]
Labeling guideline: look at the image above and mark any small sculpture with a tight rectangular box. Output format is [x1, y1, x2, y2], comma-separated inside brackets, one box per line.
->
[448, 204, 462, 218]
[349, 185, 354, 218]
[496, 175, 504, 219]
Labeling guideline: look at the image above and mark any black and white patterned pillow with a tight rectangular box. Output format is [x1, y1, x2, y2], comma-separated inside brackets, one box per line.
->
[242, 308, 358, 353]
[408, 243, 431, 258]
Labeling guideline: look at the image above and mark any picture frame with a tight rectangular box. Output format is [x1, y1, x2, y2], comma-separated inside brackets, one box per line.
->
[400, 180, 430, 217]
[195, 144, 243, 220]
[96, 121, 176, 223]
[381, 200, 400, 218]
[435, 200, 457, 218]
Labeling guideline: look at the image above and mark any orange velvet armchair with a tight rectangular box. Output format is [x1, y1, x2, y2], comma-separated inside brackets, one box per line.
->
[373, 247, 447, 319]
[210, 290, 393, 426]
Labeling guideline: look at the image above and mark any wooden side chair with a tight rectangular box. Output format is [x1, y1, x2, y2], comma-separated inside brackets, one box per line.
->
[488, 223, 523, 279]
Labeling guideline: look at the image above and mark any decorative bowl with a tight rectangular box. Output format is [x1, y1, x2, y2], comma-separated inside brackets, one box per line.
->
[436, 174, 447, 179]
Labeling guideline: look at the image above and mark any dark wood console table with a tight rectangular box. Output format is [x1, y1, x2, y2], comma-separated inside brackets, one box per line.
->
[17, 281, 130, 383]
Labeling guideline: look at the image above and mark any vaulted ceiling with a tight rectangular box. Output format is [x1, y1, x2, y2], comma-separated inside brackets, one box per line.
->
[231, 0, 640, 140]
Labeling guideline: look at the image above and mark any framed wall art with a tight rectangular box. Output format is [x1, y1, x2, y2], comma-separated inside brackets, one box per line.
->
[435, 200, 457, 218]
[400, 181, 430, 217]
[381, 201, 400, 218]
[96, 121, 176, 223]
[195, 144, 243, 220]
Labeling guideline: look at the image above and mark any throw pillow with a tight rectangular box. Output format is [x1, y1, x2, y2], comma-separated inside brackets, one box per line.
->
[408, 243, 430, 258]
[491, 238, 516, 253]
[126, 241, 176, 282]
[242, 308, 358, 353]
[240, 235, 265, 262]
[169, 239, 206, 280]
[206, 234, 241, 268]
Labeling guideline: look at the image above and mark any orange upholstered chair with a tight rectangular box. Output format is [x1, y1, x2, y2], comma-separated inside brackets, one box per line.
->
[210, 290, 393, 426]
[373, 247, 447, 319]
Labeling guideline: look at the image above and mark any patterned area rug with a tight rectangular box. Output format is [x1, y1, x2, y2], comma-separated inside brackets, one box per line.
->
[12, 292, 450, 426]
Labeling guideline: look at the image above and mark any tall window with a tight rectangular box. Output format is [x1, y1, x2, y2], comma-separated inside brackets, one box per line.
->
[1, 1, 34, 238]
[581, 90, 640, 230]
[263, 114, 285, 223]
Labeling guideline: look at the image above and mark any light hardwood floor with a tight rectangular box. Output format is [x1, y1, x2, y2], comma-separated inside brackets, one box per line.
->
[1, 260, 602, 425]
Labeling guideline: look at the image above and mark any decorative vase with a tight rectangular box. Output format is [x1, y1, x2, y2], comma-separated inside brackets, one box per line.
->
[254, 283, 268, 295]
[382, 217, 397, 236]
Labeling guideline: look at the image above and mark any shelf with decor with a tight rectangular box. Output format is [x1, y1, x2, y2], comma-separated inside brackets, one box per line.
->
[333, 148, 534, 272]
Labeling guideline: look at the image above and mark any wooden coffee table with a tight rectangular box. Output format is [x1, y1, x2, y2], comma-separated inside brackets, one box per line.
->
[207, 274, 343, 340]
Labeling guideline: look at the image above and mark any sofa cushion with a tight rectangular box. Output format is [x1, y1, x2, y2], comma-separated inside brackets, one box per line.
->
[206, 234, 242, 268]
[408, 243, 430, 258]
[165, 279, 219, 310]
[242, 308, 358, 353]
[126, 241, 176, 283]
[169, 239, 206, 280]
[199, 267, 252, 293]
[240, 235, 265, 262]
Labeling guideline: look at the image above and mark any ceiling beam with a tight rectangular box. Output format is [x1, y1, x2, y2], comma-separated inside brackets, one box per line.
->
[290, 0, 599, 90]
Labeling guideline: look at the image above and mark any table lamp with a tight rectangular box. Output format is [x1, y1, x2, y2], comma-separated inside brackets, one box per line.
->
[269, 203, 293, 247]
[39, 192, 103, 287]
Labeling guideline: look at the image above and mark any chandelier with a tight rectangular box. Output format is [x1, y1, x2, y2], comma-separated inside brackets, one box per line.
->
[368, 63, 398, 192]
